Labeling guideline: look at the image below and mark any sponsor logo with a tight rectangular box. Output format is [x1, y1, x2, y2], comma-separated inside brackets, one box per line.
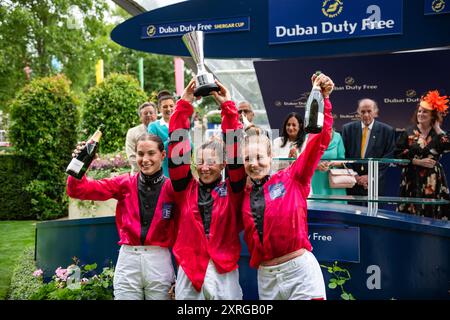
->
[322, 0, 344, 18]
[432, 0, 446, 12]
[406, 89, 417, 98]
[268, 182, 286, 200]
[345, 76, 355, 85]
[146, 25, 156, 37]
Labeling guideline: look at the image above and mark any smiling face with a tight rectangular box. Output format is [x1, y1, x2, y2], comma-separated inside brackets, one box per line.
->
[243, 136, 272, 181]
[286, 116, 300, 141]
[196, 148, 224, 184]
[159, 98, 175, 122]
[137, 140, 165, 176]
[416, 106, 433, 127]
[140, 105, 156, 127]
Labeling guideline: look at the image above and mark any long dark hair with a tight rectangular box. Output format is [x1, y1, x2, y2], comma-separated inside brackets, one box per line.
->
[280, 112, 305, 149]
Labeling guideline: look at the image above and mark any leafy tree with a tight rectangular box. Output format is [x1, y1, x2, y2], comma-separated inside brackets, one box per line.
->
[0, 0, 109, 110]
[8, 74, 79, 220]
[81, 73, 148, 153]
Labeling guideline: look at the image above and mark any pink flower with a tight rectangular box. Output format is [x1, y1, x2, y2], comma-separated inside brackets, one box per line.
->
[55, 267, 68, 281]
[33, 269, 43, 277]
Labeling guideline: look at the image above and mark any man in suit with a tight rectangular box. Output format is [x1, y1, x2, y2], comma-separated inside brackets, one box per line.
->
[341, 98, 395, 201]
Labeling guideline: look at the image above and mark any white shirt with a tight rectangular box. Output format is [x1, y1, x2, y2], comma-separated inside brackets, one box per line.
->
[125, 124, 147, 174]
[159, 118, 168, 127]
[273, 137, 297, 158]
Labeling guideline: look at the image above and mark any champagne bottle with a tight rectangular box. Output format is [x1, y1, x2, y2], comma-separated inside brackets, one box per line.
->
[66, 124, 104, 179]
[304, 71, 324, 134]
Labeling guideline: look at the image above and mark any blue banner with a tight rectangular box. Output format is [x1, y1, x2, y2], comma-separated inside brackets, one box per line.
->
[309, 223, 360, 263]
[268, 0, 403, 44]
[424, 0, 450, 15]
[254, 49, 450, 132]
[141, 16, 250, 39]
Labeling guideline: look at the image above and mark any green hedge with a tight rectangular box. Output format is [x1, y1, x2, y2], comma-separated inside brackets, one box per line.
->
[81, 73, 148, 153]
[8, 75, 79, 220]
[7, 248, 42, 300]
[0, 155, 33, 220]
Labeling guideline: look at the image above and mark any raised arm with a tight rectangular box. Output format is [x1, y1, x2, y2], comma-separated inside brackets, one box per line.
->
[290, 74, 334, 185]
[67, 174, 126, 201]
[211, 80, 246, 193]
[168, 80, 195, 192]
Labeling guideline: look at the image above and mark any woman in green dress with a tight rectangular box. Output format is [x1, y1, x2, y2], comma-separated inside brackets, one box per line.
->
[310, 129, 347, 203]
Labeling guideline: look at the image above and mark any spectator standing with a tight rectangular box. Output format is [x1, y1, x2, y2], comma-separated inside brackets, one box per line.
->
[126, 102, 157, 174]
[341, 98, 395, 201]
[310, 129, 347, 203]
[148, 90, 175, 176]
[272, 112, 306, 171]
[395, 90, 450, 220]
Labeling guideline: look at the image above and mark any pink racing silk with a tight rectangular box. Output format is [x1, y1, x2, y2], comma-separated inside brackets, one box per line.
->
[242, 98, 333, 268]
[168, 99, 246, 291]
[67, 173, 178, 247]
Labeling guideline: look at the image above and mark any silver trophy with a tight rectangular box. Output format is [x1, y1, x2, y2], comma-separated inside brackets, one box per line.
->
[182, 31, 219, 97]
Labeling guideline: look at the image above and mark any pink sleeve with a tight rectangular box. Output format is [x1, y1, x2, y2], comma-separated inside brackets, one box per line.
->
[66, 174, 127, 201]
[289, 98, 333, 185]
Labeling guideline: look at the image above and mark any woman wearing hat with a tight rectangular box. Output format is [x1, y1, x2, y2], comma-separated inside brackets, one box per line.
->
[395, 90, 450, 220]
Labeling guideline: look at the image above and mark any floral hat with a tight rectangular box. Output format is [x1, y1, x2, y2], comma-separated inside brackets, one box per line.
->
[419, 90, 449, 116]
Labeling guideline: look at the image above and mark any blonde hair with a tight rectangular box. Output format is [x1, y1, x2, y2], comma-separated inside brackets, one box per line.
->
[242, 127, 272, 156]
[196, 137, 225, 163]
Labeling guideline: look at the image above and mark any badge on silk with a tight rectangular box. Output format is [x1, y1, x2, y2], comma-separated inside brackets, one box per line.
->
[162, 203, 173, 219]
[268, 182, 286, 200]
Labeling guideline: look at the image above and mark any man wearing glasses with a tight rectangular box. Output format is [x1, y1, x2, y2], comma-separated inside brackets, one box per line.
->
[237, 101, 255, 127]
[126, 102, 158, 174]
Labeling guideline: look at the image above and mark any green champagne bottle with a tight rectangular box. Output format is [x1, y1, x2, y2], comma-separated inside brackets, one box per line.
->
[304, 71, 324, 134]
[66, 124, 104, 179]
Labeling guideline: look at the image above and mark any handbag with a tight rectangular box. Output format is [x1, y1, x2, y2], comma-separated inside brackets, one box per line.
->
[328, 166, 357, 189]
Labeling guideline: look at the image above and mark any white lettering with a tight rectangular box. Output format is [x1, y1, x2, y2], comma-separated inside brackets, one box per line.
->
[362, 18, 395, 30]
[159, 25, 179, 34]
[179, 25, 196, 32]
[197, 23, 212, 31]
[322, 22, 333, 33]
[312, 232, 332, 241]
[384, 98, 405, 103]
[322, 21, 357, 35]
[276, 26, 286, 37]
[276, 25, 317, 37]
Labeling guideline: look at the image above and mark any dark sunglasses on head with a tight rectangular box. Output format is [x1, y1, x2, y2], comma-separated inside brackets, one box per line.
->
[238, 110, 251, 114]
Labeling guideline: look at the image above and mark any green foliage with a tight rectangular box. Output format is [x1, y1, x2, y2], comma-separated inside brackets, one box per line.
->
[81, 73, 148, 153]
[206, 112, 222, 124]
[8, 75, 79, 220]
[7, 248, 43, 300]
[321, 261, 356, 300]
[0, 220, 36, 299]
[0, 0, 110, 110]
[30, 259, 114, 300]
[0, 155, 34, 219]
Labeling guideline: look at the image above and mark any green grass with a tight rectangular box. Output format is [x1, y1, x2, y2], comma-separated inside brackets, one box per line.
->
[0, 221, 36, 299]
